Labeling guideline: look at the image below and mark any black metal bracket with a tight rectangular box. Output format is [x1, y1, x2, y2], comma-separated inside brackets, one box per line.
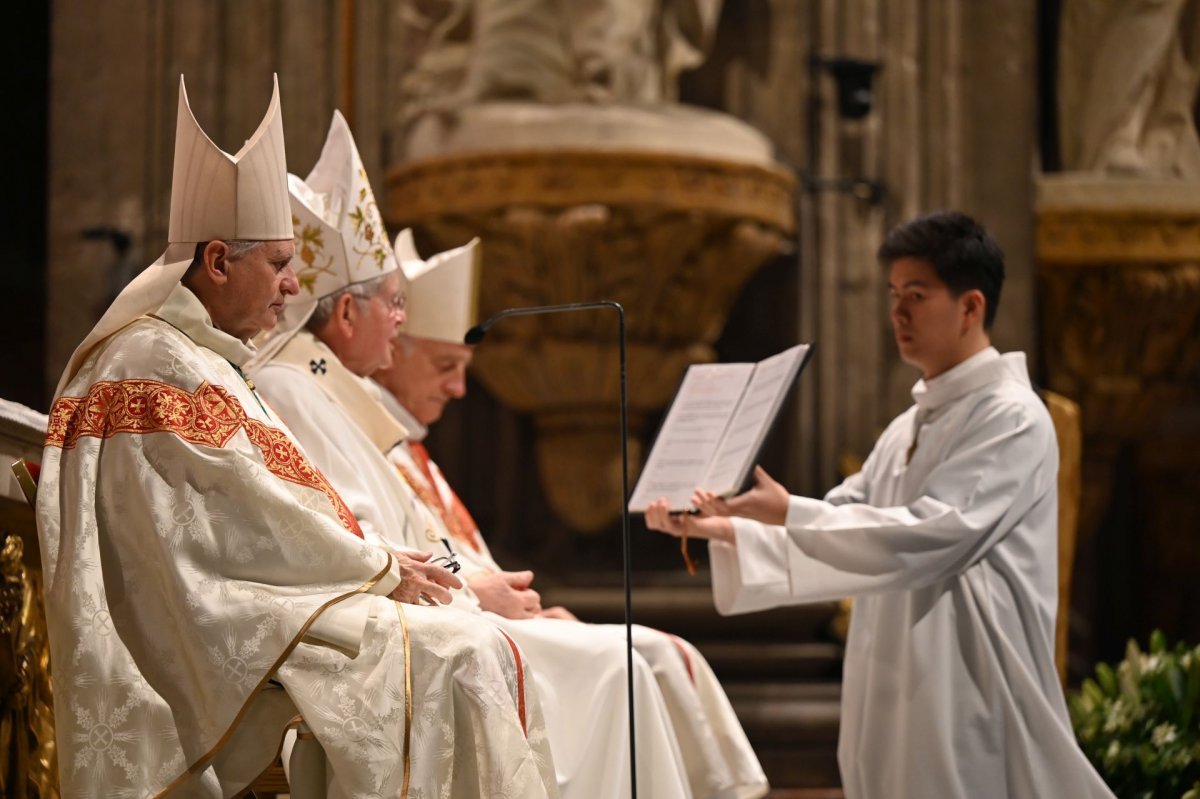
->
[800, 173, 886, 206]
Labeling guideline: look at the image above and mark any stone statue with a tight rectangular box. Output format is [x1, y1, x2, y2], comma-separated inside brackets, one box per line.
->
[400, 0, 723, 122]
[1058, 0, 1200, 178]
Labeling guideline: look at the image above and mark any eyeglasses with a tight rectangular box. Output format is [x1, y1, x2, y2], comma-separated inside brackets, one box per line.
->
[374, 288, 407, 314]
[430, 536, 461, 574]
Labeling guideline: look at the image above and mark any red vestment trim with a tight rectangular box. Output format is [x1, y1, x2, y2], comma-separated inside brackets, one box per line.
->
[667, 633, 696, 686]
[497, 629, 528, 736]
[46, 378, 363, 538]
[403, 441, 483, 553]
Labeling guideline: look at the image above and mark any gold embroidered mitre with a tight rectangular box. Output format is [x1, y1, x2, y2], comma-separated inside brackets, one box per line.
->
[289, 110, 399, 301]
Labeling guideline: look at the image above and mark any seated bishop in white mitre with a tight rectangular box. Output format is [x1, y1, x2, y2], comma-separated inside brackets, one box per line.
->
[35, 76, 556, 798]
[366, 233, 771, 799]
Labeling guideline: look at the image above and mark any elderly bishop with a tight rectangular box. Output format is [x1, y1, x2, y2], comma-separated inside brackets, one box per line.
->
[373, 232, 770, 799]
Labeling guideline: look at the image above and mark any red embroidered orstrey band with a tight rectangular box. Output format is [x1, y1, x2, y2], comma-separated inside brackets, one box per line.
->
[46, 379, 363, 538]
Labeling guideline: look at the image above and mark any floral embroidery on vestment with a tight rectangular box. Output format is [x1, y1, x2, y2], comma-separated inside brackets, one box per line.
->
[46, 378, 363, 538]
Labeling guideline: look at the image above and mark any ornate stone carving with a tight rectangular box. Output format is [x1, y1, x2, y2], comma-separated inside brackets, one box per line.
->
[385, 148, 792, 229]
[1038, 212, 1200, 265]
[398, 0, 724, 122]
[1037, 176, 1200, 563]
[1037, 181, 1200, 441]
[1040, 259, 1200, 440]
[387, 150, 793, 531]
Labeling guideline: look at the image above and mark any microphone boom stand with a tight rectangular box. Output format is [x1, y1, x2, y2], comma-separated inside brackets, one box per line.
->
[465, 301, 637, 799]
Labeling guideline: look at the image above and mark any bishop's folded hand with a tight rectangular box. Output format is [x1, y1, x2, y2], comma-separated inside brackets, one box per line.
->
[468, 570, 544, 619]
[390, 549, 463, 605]
[693, 465, 788, 526]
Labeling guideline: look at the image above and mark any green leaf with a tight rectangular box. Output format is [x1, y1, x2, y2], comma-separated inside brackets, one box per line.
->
[1097, 662, 1119, 697]
[1150, 629, 1167, 654]
[1149, 673, 1175, 714]
[1128, 639, 1144, 679]
[1136, 742, 1156, 772]
[1183, 657, 1200, 730]
[1120, 666, 1143, 710]
[1167, 663, 1186, 704]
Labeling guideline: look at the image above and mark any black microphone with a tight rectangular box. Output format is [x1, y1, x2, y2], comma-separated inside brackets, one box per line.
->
[463, 301, 623, 345]
[464, 300, 638, 799]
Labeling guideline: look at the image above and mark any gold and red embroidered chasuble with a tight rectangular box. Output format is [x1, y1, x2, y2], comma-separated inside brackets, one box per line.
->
[45, 378, 363, 538]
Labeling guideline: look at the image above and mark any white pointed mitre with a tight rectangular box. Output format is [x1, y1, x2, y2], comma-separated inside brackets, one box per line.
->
[396, 229, 481, 343]
[290, 110, 399, 301]
[55, 75, 291, 397]
[247, 111, 399, 369]
[168, 75, 291, 242]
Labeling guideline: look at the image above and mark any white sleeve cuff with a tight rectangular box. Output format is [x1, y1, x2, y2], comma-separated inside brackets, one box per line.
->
[708, 518, 793, 615]
[786, 494, 830, 528]
[730, 516, 791, 587]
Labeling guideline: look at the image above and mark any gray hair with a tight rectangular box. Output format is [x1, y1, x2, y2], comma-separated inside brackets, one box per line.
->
[185, 239, 266, 277]
[225, 240, 265, 260]
[305, 272, 392, 332]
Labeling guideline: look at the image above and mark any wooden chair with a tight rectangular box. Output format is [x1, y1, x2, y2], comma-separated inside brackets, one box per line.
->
[1042, 391, 1082, 686]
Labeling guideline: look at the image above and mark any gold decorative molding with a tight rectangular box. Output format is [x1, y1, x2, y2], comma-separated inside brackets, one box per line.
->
[388, 149, 795, 532]
[1037, 182, 1200, 440]
[387, 149, 795, 233]
[1037, 212, 1200, 265]
[0, 534, 58, 799]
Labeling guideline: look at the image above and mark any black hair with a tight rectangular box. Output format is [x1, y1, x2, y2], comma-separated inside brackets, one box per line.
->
[877, 210, 1005, 328]
[184, 242, 208, 280]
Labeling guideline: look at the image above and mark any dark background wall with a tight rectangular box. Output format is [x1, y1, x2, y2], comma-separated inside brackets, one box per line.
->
[1, 4, 49, 411]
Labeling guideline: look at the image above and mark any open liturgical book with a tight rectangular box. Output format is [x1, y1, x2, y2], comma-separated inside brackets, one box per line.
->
[629, 343, 813, 513]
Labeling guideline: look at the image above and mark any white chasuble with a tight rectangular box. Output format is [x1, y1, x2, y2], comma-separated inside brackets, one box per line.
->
[253, 334, 717, 799]
[38, 285, 555, 798]
[378, 392, 769, 799]
[709, 348, 1115, 799]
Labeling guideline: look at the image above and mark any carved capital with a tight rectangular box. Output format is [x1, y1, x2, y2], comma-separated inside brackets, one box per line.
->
[1037, 200, 1200, 440]
[387, 149, 795, 232]
[1038, 212, 1200, 265]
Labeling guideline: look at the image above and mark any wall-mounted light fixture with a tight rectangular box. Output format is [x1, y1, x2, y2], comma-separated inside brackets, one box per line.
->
[811, 57, 881, 120]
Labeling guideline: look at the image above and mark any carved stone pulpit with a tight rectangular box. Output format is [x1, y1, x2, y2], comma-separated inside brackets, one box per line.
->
[387, 105, 793, 532]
